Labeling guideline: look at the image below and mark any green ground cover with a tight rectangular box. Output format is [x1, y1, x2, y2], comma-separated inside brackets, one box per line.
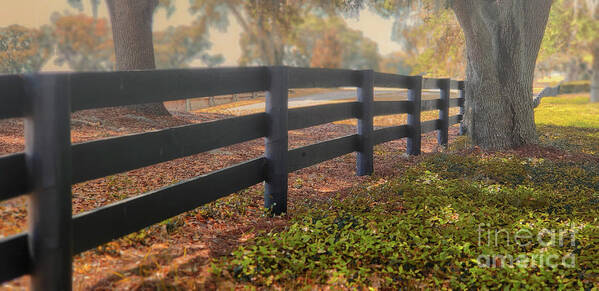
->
[211, 94, 599, 289]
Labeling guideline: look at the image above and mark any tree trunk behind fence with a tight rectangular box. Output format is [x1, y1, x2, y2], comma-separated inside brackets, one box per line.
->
[106, 0, 170, 115]
[452, 0, 551, 149]
[592, 45, 599, 103]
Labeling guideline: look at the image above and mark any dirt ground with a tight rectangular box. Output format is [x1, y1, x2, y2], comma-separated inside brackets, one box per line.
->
[0, 106, 460, 290]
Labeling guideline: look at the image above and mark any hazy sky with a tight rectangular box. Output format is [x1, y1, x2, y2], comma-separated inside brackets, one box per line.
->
[0, 0, 401, 70]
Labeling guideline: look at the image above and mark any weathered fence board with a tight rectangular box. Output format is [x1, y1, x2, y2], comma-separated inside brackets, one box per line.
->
[0, 153, 28, 200]
[421, 119, 440, 133]
[449, 115, 462, 125]
[421, 99, 441, 111]
[0, 234, 29, 283]
[73, 158, 266, 254]
[373, 72, 411, 88]
[373, 125, 410, 145]
[71, 67, 268, 111]
[0, 66, 467, 287]
[0, 75, 26, 119]
[373, 101, 412, 116]
[288, 135, 359, 172]
[288, 67, 360, 88]
[533, 83, 561, 108]
[422, 78, 444, 90]
[449, 98, 462, 108]
[288, 102, 359, 130]
[71, 113, 267, 183]
[450, 80, 460, 90]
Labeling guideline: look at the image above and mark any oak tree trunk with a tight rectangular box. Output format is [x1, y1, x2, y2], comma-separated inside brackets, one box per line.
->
[564, 58, 584, 82]
[451, 0, 552, 149]
[592, 44, 599, 103]
[105, 0, 170, 115]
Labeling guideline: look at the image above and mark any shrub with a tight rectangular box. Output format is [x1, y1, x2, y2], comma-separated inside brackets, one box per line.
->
[560, 80, 591, 94]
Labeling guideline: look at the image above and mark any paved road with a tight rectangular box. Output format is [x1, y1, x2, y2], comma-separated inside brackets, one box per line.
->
[227, 89, 444, 114]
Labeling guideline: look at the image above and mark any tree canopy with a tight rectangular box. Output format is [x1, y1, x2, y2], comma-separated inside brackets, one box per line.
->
[398, 8, 464, 78]
[0, 25, 53, 74]
[189, 1, 381, 69]
[52, 13, 114, 71]
[153, 24, 223, 69]
[50, 12, 222, 72]
[538, 0, 598, 82]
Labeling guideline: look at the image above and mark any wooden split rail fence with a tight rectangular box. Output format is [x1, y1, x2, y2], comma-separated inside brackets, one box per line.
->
[0, 66, 465, 289]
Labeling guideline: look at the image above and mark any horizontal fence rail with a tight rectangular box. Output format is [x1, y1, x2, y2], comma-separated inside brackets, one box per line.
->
[71, 113, 268, 184]
[421, 119, 441, 133]
[0, 66, 465, 289]
[0, 234, 28, 284]
[533, 84, 561, 108]
[288, 135, 359, 172]
[288, 67, 361, 88]
[72, 158, 267, 254]
[373, 125, 410, 145]
[288, 102, 359, 130]
[0, 153, 27, 201]
[373, 101, 412, 116]
[373, 72, 411, 88]
[0, 75, 26, 119]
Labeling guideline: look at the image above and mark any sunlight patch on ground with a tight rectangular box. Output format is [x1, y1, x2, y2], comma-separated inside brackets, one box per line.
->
[535, 94, 599, 129]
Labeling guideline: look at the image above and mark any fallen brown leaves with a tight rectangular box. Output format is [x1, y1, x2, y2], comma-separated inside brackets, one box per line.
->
[1, 105, 552, 290]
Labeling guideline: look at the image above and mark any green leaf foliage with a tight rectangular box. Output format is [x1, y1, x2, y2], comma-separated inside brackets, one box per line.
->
[213, 152, 599, 289]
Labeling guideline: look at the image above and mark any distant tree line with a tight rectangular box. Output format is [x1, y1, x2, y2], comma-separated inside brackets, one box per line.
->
[0, 4, 385, 74]
[0, 13, 223, 74]
[1, 0, 596, 145]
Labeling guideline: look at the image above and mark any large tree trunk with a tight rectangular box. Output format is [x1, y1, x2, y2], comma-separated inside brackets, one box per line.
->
[592, 44, 599, 103]
[451, 0, 552, 149]
[105, 0, 170, 115]
[564, 58, 584, 82]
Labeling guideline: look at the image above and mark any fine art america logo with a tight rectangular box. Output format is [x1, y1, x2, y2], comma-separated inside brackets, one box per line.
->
[476, 223, 578, 268]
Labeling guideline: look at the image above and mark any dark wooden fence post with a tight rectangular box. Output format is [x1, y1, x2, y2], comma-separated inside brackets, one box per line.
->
[438, 78, 450, 147]
[407, 75, 422, 155]
[458, 81, 466, 135]
[265, 66, 288, 215]
[24, 74, 73, 291]
[357, 70, 374, 176]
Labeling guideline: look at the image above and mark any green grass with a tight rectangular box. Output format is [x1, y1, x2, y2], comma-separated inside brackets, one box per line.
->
[535, 94, 599, 129]
[210, 93, 599, 289]
[535, 93, 599, 156]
